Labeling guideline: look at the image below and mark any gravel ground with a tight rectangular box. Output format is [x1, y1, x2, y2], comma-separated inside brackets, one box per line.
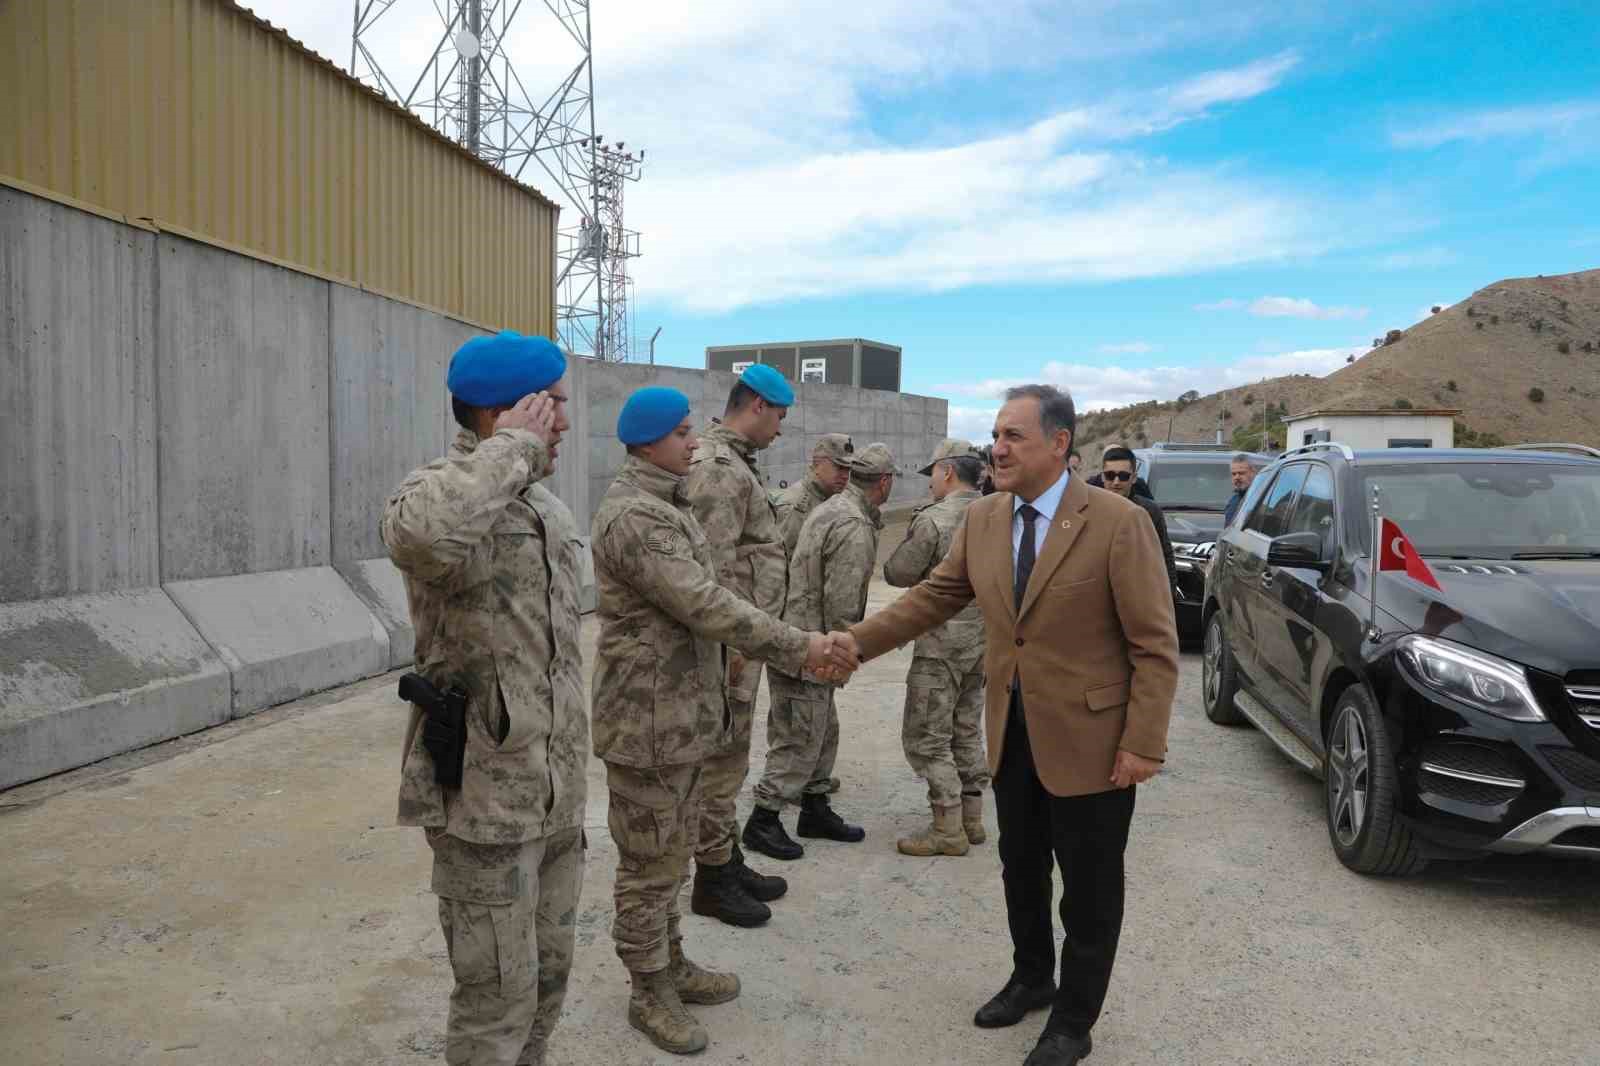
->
[2, 577, 1597, 1066]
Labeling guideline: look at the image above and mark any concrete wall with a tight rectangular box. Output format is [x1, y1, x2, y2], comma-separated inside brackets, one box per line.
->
[0, 185, 949, 789]
[1, 190, 160, 604]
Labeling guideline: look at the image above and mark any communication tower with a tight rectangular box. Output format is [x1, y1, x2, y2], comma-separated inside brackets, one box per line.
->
[350, 0, 643, 361]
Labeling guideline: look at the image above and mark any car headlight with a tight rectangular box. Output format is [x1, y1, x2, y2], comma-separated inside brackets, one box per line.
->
[1395, 635, 1545, 722]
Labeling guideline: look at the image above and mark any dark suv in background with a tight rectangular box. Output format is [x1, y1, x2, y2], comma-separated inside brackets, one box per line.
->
[1201, 442, 1600, 874]
[1132, 444, 1270, 636]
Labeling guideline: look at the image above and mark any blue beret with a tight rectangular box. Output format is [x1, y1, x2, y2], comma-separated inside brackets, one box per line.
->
[740, 363, 795, 407]
[447, 331, 567, 407]
[618, 387, 692, 446]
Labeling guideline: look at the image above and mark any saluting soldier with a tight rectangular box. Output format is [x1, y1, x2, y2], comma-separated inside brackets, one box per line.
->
[774, 433, 854, 554]
[883, 439, 991, 857]
[680, 365, 795, 929]
[744, 443, 899, 861]
[381, 332, 586, 1066]
[590, 386, 841, 1056]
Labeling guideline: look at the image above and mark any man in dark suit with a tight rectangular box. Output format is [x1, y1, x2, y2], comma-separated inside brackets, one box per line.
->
[829, 385, 1178, 1066]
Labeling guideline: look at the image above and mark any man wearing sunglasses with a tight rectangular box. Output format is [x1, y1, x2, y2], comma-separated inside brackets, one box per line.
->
[1098, 447, 1175, 594]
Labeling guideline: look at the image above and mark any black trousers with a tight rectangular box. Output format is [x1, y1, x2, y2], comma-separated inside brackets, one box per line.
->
[993, 690, 1136, 1039]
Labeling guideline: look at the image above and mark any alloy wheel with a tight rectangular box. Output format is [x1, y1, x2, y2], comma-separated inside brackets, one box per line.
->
[1328, 705, 1370, 848]
[1202, 618, 1222, 709]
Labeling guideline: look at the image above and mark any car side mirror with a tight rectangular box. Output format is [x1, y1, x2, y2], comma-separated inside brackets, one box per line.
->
[1267, 531, 1330, 571]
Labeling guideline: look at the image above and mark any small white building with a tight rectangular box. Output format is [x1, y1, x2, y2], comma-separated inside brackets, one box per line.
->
[1284, 407, 1460, 450]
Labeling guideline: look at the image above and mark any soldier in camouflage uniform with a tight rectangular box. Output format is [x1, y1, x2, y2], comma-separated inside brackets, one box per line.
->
[682, 365, 796, 928]
[744, 443, 899, 860]
[772, 432, 856, 796]
[883, 439, 991, 857]
[381, 333, 586, 1066]
[774, 433, 854, 554]
[592, 386, 839, 1055]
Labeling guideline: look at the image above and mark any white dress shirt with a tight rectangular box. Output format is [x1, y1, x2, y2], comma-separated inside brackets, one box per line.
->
[1012, 467, 1071, 568]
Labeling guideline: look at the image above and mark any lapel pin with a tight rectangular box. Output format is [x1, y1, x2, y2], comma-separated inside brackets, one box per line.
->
[1061, 520, 1071, 529]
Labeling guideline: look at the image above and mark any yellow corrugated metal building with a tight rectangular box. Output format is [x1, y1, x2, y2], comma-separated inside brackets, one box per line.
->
[0, 0, 557, 336]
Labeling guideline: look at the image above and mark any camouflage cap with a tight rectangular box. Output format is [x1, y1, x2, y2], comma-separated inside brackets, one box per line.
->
[812, 433, 855, 464]
[918, 437, 978, 476]
[851, 442, 899, 477]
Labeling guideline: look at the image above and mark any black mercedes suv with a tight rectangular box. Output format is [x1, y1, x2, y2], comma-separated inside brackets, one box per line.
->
[1132, 444, 1270, 635]
[1200, 442, 1600, 874]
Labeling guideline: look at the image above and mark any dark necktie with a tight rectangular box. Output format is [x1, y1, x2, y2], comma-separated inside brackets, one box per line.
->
[1015, 504, 1039, 611]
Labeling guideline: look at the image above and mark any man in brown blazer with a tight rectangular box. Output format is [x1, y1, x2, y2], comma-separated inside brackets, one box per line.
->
[831, 384, 1178, 1066]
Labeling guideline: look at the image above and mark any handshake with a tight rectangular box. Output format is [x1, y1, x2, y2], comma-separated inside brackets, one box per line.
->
[802, 631, 864, 684]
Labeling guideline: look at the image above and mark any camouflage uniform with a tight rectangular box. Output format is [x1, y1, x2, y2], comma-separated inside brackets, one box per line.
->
[774, 434, 854, 554]
[754, 480, 884, 810]
[682, 421, 788, 866]
[590, 455, 810, 975]
[883, 489, 990, 808]
[382, 427, 588, 1066]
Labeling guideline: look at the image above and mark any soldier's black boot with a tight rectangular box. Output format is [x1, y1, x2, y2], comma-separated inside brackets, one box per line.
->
[730, 843, 788, 902]
[797, 793, 866, 843]
[742, 806, 804, 861]
[691, 860, 771, 928]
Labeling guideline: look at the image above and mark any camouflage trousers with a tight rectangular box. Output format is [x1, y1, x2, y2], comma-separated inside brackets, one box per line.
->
[426, 827, 585, 1066]
[752, 672, 838, 811]
[902, 656, 990, 807]
[696, 687, 755, 868]
[606, 760, 702, 974]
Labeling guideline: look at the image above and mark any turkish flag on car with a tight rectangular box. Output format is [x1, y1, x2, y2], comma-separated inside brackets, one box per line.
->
[1378, 517, 1442, 591]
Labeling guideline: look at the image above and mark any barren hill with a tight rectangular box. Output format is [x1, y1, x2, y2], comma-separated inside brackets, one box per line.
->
[1074, 268, 1600, 456]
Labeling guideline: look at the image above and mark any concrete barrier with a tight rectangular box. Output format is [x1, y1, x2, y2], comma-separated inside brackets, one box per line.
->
[333, 558, 416, 670]
[0, 589, 230, 790]
[164, 568, 390, 716]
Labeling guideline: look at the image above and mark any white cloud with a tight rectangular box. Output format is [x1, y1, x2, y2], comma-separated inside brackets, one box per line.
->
[1248, 296, 1367, 319]
[937, 345, 1363, 439]
[1098, 341, 1158, 354]
[1390, 100, 1600, 149]
[252, 2, 1322, 313]
[1198, 296, 1367, 319]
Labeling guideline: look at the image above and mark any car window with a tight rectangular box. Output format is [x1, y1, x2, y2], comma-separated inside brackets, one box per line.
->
[1359, 462, 1600, 558]
[1245, 464, 1307, 539]
[1146, 461, 1233, 510]
[1286, 465, 1336, 551]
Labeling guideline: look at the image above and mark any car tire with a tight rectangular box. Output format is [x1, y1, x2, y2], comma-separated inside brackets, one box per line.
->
[1324, 685, 1427, 876]
[1201, 611, 1245, 726]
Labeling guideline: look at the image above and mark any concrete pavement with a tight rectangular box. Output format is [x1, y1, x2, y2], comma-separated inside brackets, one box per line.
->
[3, 578, 1597, 1066]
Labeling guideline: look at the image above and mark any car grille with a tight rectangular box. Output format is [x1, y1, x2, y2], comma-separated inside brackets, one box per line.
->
[1540, 745, 1600, 791]
[1174, 569, 1206, 604]
[1564, 675, 1600, 736]
[1418, 740, 1525, 806]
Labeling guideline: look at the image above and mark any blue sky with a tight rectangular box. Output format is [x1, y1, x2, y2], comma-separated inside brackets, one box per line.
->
[267, 1, 1600, 438]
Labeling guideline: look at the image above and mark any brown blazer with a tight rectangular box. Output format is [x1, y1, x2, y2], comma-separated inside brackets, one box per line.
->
[852, 474, 1179, 797]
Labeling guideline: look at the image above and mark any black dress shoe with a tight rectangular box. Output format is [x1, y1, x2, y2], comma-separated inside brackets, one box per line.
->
[1022, 1031, 1092, 1065]
[973, 979, 1056, 1028]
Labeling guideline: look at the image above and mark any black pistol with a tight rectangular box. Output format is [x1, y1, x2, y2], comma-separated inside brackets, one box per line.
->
[398, 673, 469, 789]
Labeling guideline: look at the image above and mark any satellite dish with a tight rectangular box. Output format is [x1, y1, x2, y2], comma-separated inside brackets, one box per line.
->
[453, 30, 481, 59]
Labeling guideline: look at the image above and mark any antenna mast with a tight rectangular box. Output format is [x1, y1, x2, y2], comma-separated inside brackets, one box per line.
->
[351, 0, 643, 361]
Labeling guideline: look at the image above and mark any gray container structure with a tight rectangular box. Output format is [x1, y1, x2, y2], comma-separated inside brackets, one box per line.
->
[707, 339, 902, 392]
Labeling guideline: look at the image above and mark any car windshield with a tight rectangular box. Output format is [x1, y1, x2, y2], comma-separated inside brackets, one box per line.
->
[1146, 461, 1232, 511]
[1359, 462, 1600, 559]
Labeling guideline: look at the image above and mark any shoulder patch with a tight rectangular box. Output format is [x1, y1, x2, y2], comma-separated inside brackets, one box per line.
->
[646, 530, 687, 555]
